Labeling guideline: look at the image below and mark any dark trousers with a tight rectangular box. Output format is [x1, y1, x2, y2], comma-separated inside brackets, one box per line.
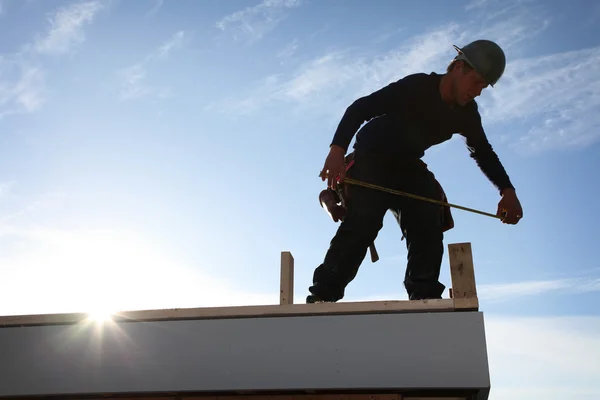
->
[309, 151, 446, 302]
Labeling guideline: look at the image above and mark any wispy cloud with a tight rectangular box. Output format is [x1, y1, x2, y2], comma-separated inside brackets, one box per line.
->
[207, 23, 462, 119]
[339, 275, 600, 305]
[465, 0, 492, 10]
[468, 5, 550, 52]
[209, 0, 551, 116]
[0, 60, 46, 118]
[155, 30, 186, 59]
[479, 277, 600, 302]
[372, 27, 404, 45]
[215, 0, 302, 43]
[145, 0, 163, 17]
[478, 45, 600, 153]
[277, 38, 298, 59]
[0, 1, 104, 118]
[117, 30, 188, 101]
[209, 0, 599, 154]
[33, 0, 104, 56]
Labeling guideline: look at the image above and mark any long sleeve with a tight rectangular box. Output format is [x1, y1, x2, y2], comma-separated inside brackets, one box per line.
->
[330, 73, 427, 151]
[462, 106, 515, 194]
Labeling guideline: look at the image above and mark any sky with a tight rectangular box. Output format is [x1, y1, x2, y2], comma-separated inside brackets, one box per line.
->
[1, 0, 600, 398]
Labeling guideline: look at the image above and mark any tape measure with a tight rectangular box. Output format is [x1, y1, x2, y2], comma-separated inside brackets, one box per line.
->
[341, 177, 502, 220]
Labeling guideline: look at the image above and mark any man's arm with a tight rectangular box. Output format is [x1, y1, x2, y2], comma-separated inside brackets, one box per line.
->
[462, 106, 515, 195]
[330, 73, 427, 151]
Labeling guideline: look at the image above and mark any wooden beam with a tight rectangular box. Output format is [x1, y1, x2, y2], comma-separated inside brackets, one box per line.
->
[280, 251, 294, 305]
[0, 299, 457, 327]
[4, 395, 407, 400]
[405, 398, 467, 400]
[2, 393, 477, 400]
[213, 396, 403, 400]
[448, 242, 478, 311]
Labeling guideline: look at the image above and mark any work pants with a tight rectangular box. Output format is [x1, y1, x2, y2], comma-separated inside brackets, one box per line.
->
[309, 151, 446, 302]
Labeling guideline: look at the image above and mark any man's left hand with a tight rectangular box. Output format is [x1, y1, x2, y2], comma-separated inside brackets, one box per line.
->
[497, 188, 523, 224]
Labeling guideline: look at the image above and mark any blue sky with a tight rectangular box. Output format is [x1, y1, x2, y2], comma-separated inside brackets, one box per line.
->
[1, 0, 600, 397]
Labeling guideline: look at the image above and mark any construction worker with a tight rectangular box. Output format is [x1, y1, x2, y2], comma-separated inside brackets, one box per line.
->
[307, 39, 523, 303]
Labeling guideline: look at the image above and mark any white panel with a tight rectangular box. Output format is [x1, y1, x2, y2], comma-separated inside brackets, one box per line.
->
[0, 311, 490, 399]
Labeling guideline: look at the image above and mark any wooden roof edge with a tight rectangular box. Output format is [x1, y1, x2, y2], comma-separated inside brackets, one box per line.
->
[0, 299, 458, 327]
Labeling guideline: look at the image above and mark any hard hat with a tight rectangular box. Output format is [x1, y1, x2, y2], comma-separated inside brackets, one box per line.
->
[452, 40, 506, 87]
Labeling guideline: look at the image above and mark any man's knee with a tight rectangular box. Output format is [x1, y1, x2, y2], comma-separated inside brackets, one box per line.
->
[336, 213, 382, 246]
[406, 230, 444, 271]
[338, 191, 387, 240]
[404, 213, 443, 246]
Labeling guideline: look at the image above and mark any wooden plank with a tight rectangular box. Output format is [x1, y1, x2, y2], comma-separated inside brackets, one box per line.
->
[0, 299, 456, 327]
[404, 397, 466, 400]
[7, 395, 406, 400]
[211, 396, 402, 400]
[448, 242, 478, 311]
[5, 394, 476, 400]
[280, 251, 294, 305]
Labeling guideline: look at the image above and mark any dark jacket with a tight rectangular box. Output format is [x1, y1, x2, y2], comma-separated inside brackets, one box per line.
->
[330, 72, 514, 194]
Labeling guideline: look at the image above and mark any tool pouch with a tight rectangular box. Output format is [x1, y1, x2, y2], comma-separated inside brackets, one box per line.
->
[318, 152, 380, 263]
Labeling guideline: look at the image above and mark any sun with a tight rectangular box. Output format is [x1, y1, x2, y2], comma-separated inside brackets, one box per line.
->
[87, 309, 114, 323]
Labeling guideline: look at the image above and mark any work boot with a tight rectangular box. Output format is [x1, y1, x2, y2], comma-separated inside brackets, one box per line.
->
[306, 294, 335, 304]
[306, 294, 322, 303]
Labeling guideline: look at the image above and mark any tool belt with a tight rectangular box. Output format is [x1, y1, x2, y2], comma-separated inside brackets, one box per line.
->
[318, 151, 454, 263]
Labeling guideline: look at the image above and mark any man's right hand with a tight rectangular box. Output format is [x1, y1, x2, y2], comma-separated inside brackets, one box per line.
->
[319, 145, 346, 189]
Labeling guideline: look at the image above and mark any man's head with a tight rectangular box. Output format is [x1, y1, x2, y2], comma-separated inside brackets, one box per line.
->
[443, 39, 506, 106]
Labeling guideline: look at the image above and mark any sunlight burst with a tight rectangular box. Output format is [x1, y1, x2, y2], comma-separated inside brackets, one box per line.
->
[87, 309, 114, 323]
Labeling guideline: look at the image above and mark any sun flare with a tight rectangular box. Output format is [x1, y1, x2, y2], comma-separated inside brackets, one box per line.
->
[87, 309, 114, 323]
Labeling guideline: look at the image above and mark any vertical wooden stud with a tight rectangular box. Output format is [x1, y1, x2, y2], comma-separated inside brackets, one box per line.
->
[280, 251, 294, 305]
[448, 242, 478, 311]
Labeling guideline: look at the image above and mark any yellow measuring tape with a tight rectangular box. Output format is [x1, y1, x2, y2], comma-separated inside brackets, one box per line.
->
[341, 177, 501, 220]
